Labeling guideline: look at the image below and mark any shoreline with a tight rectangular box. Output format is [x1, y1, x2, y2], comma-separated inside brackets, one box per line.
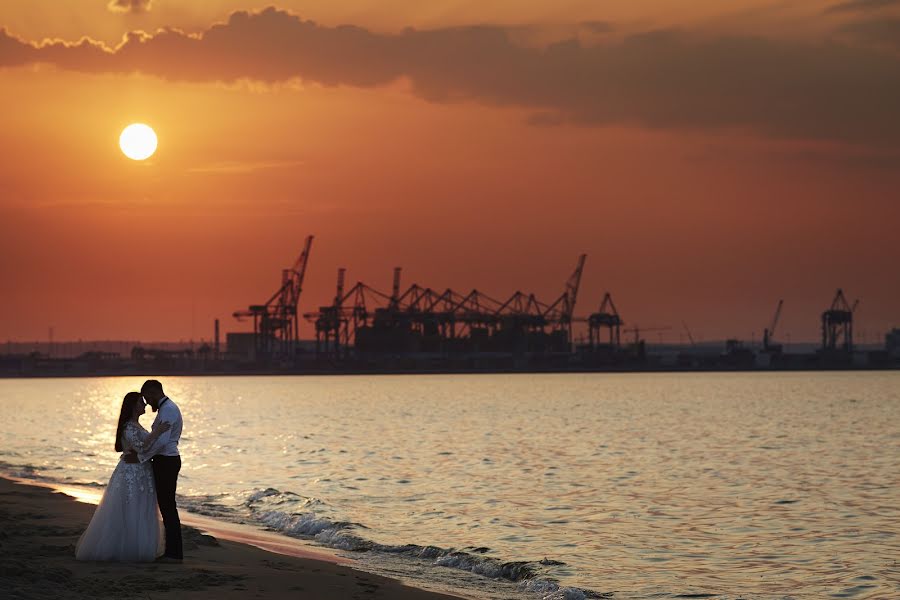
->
[0, 476, 465, 599]
[3, 475, 354, 565]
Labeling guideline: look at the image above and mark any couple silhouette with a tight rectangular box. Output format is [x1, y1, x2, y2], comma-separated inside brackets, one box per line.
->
[75, 380, 184, 562]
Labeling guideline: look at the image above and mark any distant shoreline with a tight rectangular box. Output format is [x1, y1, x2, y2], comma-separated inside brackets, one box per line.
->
[1, 364, 898, 379]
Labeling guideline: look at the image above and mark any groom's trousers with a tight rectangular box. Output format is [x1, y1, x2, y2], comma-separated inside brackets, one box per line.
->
[152, 455, 183, 559]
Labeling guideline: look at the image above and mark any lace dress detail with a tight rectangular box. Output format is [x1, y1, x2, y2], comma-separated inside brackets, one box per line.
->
[119, 423, 154, 503]
[75, 422, 164, 561]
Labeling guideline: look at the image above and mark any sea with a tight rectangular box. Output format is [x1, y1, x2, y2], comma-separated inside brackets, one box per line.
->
[1, 372, 898, 599]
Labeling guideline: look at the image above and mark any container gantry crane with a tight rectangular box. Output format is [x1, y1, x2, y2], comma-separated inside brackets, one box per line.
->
[821, 289, 856, 353]
[588, 292, 623, 349]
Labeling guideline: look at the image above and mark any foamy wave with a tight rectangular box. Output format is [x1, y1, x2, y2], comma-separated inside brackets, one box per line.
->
[434, 552, 535, 581]
[256, 509, 347, 537]
[251, 509, 541, 583]
[314, 527, 374, 551]
[245, 486, 322, 509]
[249, 501, 540, 583]
[224, 488, 606, 599]
[519, 579, 602, 600]
[246, 487, 282, 503]
[402, 547, 606, 599]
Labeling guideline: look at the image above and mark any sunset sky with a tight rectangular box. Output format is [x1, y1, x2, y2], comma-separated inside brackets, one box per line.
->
[1, 1, 898, 344]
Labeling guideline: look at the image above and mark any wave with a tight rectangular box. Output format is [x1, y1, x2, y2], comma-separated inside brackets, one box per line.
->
[0, 461, 104, 488]
[239, 487, 607, 599]
[245, 486, 324, 509]
[519, 580, 607, 600]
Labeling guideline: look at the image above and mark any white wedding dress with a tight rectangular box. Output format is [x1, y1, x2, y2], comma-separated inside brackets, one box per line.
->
[75, 421, 164, 561]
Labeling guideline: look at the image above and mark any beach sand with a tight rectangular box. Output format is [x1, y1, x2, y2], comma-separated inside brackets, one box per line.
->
[0, 477, 463, 599]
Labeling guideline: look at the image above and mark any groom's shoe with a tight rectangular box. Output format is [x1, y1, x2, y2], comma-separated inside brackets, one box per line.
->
[155, 556, 183, 564]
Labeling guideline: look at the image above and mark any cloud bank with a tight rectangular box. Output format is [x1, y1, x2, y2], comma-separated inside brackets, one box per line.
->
[825, 0, 900, 14]
[2, 7, 899, 146]
[839, 17, 900, 50]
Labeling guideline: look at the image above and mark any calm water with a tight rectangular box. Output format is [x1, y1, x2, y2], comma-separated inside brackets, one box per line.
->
[1, 373, 898, 599]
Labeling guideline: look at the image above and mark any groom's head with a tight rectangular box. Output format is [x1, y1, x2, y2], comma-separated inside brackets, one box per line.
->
[141, 379, 165, 411]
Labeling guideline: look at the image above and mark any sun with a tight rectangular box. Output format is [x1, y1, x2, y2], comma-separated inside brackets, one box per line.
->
[119, 123, 157, 161]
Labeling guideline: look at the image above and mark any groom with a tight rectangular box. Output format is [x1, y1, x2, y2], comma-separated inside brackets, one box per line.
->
[125, 379, 184, 562]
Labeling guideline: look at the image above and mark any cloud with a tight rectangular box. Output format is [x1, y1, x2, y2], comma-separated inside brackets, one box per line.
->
[2, 7, 899, 147]
[824, 0, 900, 14]
[108, 0, 152, 14]
[839, 17, 900, 49]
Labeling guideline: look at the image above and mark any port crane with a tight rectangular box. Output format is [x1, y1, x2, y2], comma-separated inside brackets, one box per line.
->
[762, 299, 784, 353]
[233, 235, 314, 359]
[821, 289, 856, 352]
[304, 255, 588, 357]
[541, 254, 587, 347]
[681, 321, 696, 347]
[587, 292, 623, 349]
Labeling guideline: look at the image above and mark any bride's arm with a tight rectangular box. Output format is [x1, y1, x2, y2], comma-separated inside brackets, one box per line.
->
[122, 422, 171, 463]
[136, 420, 175, 463]
[144, 421, 172, 447]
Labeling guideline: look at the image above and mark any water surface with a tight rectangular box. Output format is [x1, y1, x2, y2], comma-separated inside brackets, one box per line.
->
[1, 372, 898, 598]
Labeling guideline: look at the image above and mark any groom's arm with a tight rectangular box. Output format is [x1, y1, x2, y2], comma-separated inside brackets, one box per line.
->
[138, 420, 172, 463]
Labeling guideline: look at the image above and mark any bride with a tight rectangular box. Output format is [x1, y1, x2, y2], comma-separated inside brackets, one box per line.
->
[76, 392, 171, 561]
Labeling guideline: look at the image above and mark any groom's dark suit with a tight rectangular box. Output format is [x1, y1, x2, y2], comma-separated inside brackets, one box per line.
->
[139, 396, 184, 559]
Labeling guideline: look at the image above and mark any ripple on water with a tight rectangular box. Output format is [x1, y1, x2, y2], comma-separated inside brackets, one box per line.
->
[831, 584, 878, 597]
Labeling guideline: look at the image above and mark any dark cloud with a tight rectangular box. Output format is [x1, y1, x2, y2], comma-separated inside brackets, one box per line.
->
[2, 7, 899, 147]
[0, 27, 34, 63]
[108, 0, 152, 14]
[824, 0, 900, 13]
[839, 17, 900, 49]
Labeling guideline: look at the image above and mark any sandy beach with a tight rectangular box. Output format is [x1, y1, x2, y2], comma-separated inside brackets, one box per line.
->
[0, 477, 463, 600]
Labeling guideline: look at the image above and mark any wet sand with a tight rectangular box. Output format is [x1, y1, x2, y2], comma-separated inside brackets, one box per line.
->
[0, 477, 463, 599]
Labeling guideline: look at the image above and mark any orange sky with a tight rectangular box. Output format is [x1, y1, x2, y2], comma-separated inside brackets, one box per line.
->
[1, 1, 899, 344]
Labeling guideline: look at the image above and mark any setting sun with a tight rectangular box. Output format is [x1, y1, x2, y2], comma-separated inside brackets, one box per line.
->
[119, 123, 157, 161]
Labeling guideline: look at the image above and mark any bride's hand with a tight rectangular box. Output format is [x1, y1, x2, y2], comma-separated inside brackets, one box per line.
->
[156, 421, 172, 433]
